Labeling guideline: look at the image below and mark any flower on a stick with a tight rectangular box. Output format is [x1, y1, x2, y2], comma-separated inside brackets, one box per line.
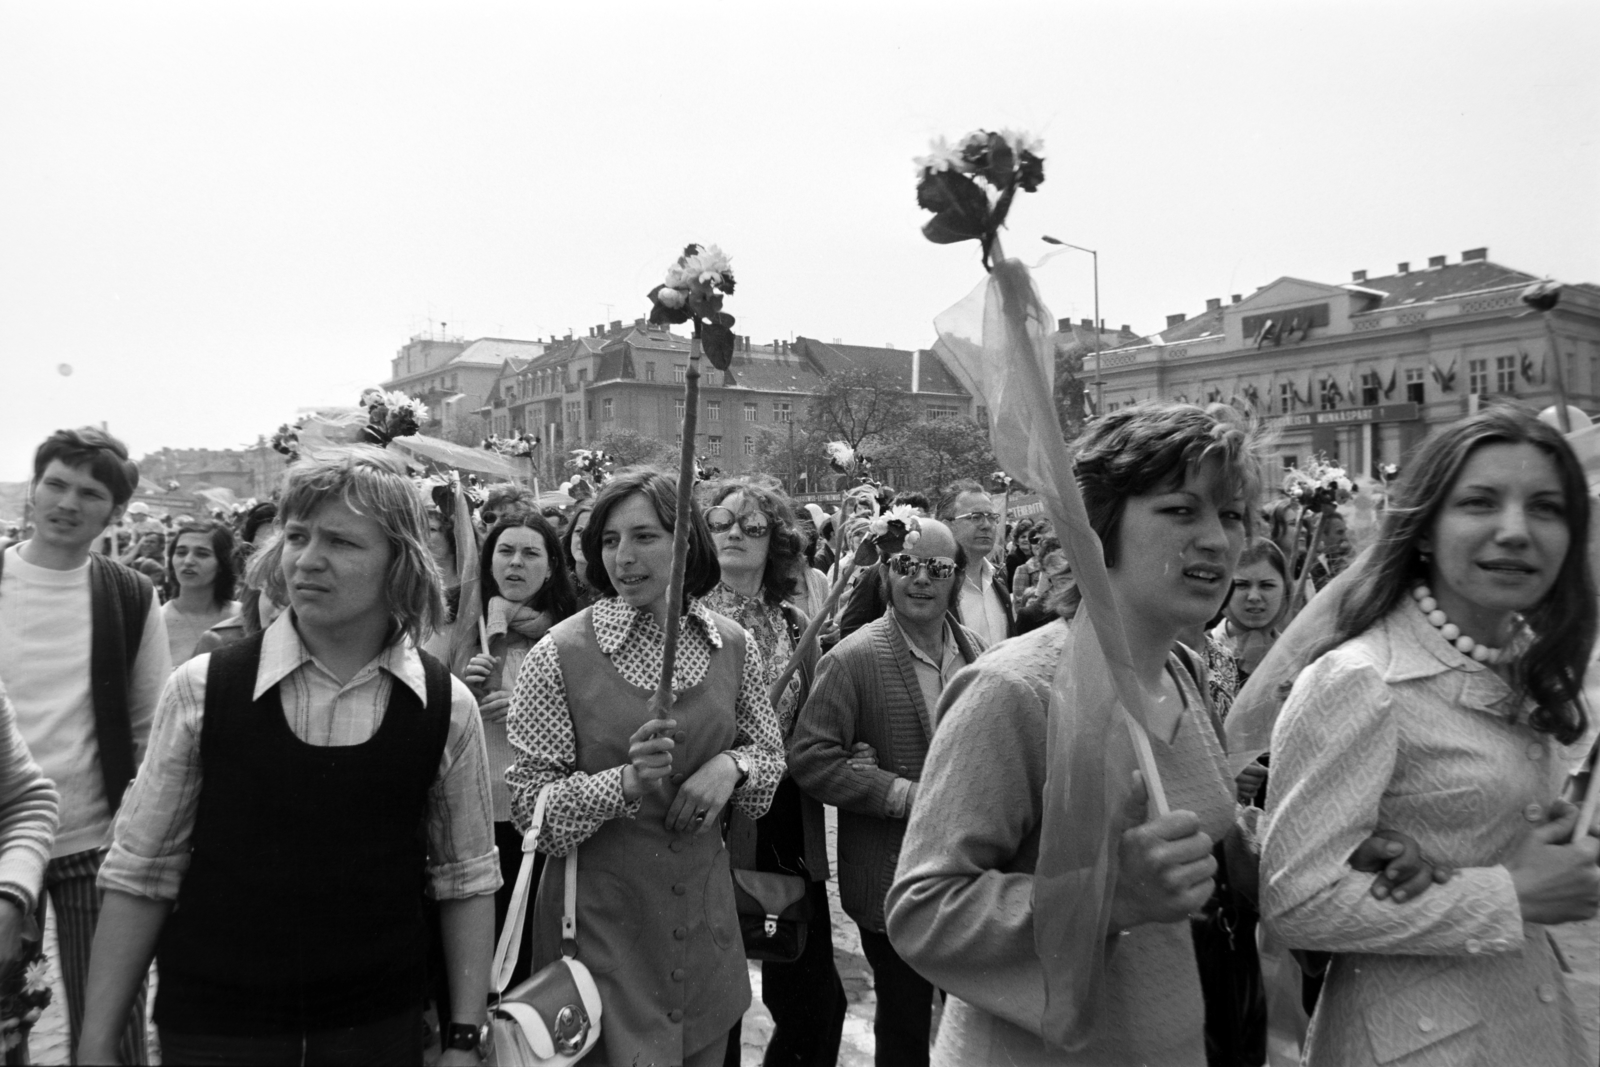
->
[916, 128, 1045, 269]
[647, 243, 739, 370]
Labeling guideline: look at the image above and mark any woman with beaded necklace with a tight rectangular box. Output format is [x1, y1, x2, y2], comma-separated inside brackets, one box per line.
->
[1261, 405, 1599, 1066]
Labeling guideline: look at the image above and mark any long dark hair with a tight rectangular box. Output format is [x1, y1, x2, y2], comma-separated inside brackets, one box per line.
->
[704, 480, 803, 605]
[1327, 404, 1593, 743]
[166, 520, 238, 610]
[479, 512, 577, 622]
[582, 468, 720, 603]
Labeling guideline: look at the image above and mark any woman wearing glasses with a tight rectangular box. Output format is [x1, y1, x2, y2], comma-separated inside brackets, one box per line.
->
[504, 468, 785, 1067]
[700, 481, 848, 1066]
[790, 518, 982, 1066]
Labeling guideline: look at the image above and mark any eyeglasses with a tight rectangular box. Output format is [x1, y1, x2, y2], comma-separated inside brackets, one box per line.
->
[704, 507, 770, 538]
[886, 553, 958, 580]
[952, 510, 1001, 526]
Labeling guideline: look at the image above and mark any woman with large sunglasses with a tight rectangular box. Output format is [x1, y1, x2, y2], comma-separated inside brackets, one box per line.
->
[700, 480, 848, 1066]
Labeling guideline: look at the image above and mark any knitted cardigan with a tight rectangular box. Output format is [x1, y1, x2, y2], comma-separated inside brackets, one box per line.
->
[788, 613, 978, 932]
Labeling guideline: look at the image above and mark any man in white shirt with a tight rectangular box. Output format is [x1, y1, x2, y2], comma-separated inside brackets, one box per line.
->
[0, 428, 167, 1064]
[937, 480, 1013, 647]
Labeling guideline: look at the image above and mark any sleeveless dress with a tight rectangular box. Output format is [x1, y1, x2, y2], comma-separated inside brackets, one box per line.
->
[531, 608, 751, 1067]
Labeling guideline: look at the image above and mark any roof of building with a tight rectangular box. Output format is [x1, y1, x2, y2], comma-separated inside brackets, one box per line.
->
[791, 337, 968, 395]
[1355, 259, 1539, 309]
[453, 338, 546, 367]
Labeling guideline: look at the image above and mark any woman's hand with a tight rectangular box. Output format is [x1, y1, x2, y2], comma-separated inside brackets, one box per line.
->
[462, 652, 496, 691]
[621, 718, 676, 803]
[848, 741, 878, 772]
[1108, 773, 1216, 931]
[1234, 761, 1267, 805]
[665, 753, 742, 834]
[1507, 800, 1600, 925]
[1350, 829, 1453, 902]
[477, 690, 512, 725]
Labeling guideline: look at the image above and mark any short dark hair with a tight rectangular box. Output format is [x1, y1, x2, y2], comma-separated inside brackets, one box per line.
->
[889, 490, 932, 514]
[33, 427, 139, 506]
[479, 513, 578, 623]
[705, 480, 802, 605]
[1071, 402, 1263, 568]
[166, 520, 239, 610]
[935, 479, 988, 521]
[241, 501, 278, 547]
[562, 499, 595, 570]
[582, 468, 720, 603]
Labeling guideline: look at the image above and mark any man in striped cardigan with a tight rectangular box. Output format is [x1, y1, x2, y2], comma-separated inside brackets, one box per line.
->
[789, 519, 981, 1067]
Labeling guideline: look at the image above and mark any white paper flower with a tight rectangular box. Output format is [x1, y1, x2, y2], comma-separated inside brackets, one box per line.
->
[22, 960, 48, 994]
[914, 136, 966, 176]
[656, 286, 687, 309]
[1001, 128, 1044, 156]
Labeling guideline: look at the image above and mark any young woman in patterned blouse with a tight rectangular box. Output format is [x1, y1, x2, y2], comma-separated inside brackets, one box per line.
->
[504, 468, 784, 1067]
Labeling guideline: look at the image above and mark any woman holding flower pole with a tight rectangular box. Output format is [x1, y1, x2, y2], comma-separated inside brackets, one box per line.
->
[504, 468, 784, 1067]
[701, 480, 846, 1067]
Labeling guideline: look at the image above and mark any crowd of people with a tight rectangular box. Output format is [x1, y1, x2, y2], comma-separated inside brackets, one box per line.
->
[0, 398, 1594, 1066]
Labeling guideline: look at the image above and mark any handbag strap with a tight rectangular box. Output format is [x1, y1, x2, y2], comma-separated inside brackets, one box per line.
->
[491, 784, 580, 996]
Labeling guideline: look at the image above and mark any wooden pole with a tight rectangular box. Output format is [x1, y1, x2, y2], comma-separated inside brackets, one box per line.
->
[1545, 310, 1572, 433]
[767, 554, 862, 708]
[650, 337, 702, 720]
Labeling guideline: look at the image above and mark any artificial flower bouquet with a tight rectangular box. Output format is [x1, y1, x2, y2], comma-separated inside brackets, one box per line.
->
[646, 244, 739, 369]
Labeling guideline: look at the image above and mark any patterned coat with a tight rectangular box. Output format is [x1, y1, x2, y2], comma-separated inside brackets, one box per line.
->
[1262, 602, 1593, 1067]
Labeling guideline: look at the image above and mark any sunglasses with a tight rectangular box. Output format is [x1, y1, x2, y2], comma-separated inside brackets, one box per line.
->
[705, 507, 771, 538]
[886, 553, 958, 580]
[953, 510, 1002, 526]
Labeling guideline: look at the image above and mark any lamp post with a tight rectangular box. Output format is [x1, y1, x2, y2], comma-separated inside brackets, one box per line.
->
[1041, 236, 1101, 417]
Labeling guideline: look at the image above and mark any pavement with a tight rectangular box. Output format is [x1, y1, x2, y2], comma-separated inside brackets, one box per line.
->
[18, 820, 1600, 1066]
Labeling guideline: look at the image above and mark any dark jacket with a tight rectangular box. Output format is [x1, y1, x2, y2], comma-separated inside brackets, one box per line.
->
[788, 614, 979, 932]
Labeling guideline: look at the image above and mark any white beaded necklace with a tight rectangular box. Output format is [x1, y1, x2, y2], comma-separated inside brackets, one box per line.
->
[1410, 585, 1506, 665]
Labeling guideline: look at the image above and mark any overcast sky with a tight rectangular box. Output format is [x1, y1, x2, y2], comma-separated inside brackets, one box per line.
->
[2, 0, 1596, 483]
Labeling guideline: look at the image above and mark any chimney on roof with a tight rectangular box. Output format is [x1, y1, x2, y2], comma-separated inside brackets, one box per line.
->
[1352, 270, 1367, 283]
[1205, 298, 1221, 312]
[1397, 262, 1410, 274]
[1057, 318, 1072, 332]
[1120, 324, 1132, 333]
[1462, 247, 1488, 262]
[1231, 294, 1242, 304]
[1428, 255, 1447, 269]
[1166, 313, 1186, 328]
[1080, 318, 1093, 328]
[634, 317, 646, 330]
[609, 320, 622, 333]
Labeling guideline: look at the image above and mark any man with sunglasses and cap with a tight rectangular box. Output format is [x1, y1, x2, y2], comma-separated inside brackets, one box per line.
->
[789, 517, 981, 1067]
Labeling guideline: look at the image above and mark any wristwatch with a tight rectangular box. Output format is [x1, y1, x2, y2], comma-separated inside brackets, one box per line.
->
[444, 1021, 491, 1059]
[725, 750, 750, 785]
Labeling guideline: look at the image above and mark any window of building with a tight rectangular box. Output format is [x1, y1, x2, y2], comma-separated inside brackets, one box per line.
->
[707, 401, 721, 421]
[1495, 355, 1516, 394]
[577, 368, 588, 383]
[675, 434, 682, 449]
[674, 365, 687, 384]
[744, 403, 758, 423]
[602, 398, 614, 420]
[566, 401, 580, 423]
[926, 404, 959, 420]
[674, 398, 685, 420]
[743, 435, 753, 455]
[1281, 454, 1299, 472]
[1279, 381, 1294, 414]
[1405, 367, 1425, 404]
[722, 371, 735, 386]
[644, 362, 656, 382]
[1360, 372, 1381, 407]
[586, 401, 593, 420]
[773, 402, 792, 422]
[709, 435, 722, 456]
[976, 405, 989, 426]
[1318, 379, 1337, 411]
[1468, 358, 1488, 396]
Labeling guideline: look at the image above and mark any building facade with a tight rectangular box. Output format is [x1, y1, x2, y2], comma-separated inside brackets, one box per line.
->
[1099, 249, 1600, 473]
[384, 334, 545, 439]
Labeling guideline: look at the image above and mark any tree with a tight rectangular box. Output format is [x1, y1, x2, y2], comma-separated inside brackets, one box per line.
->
[1053, 335, 1091, 442]
[874, 415, 998, 494]
[807, 366, 917, 455]
[745, 422, 831, 494]
[445, 413, 490, 448]
[585, 428, 675, 470]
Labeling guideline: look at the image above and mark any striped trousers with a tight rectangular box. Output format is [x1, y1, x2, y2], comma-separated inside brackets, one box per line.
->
[39, 848, 148, 1066]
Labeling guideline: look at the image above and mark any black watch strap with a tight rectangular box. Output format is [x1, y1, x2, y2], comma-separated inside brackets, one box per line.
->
[444, 1022, 485, 1052]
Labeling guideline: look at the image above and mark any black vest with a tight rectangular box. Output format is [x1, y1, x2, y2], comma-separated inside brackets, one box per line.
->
[154, 632, 451, 1035]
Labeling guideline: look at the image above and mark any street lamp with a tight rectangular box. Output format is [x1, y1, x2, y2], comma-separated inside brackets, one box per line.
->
[1041, 236, 1101, 417]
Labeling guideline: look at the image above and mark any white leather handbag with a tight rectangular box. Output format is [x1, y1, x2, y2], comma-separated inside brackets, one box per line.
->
[489, 785, 602, 1066]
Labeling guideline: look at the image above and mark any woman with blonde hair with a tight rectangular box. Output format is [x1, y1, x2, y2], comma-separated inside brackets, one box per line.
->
[80, 446, 501, 1066]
